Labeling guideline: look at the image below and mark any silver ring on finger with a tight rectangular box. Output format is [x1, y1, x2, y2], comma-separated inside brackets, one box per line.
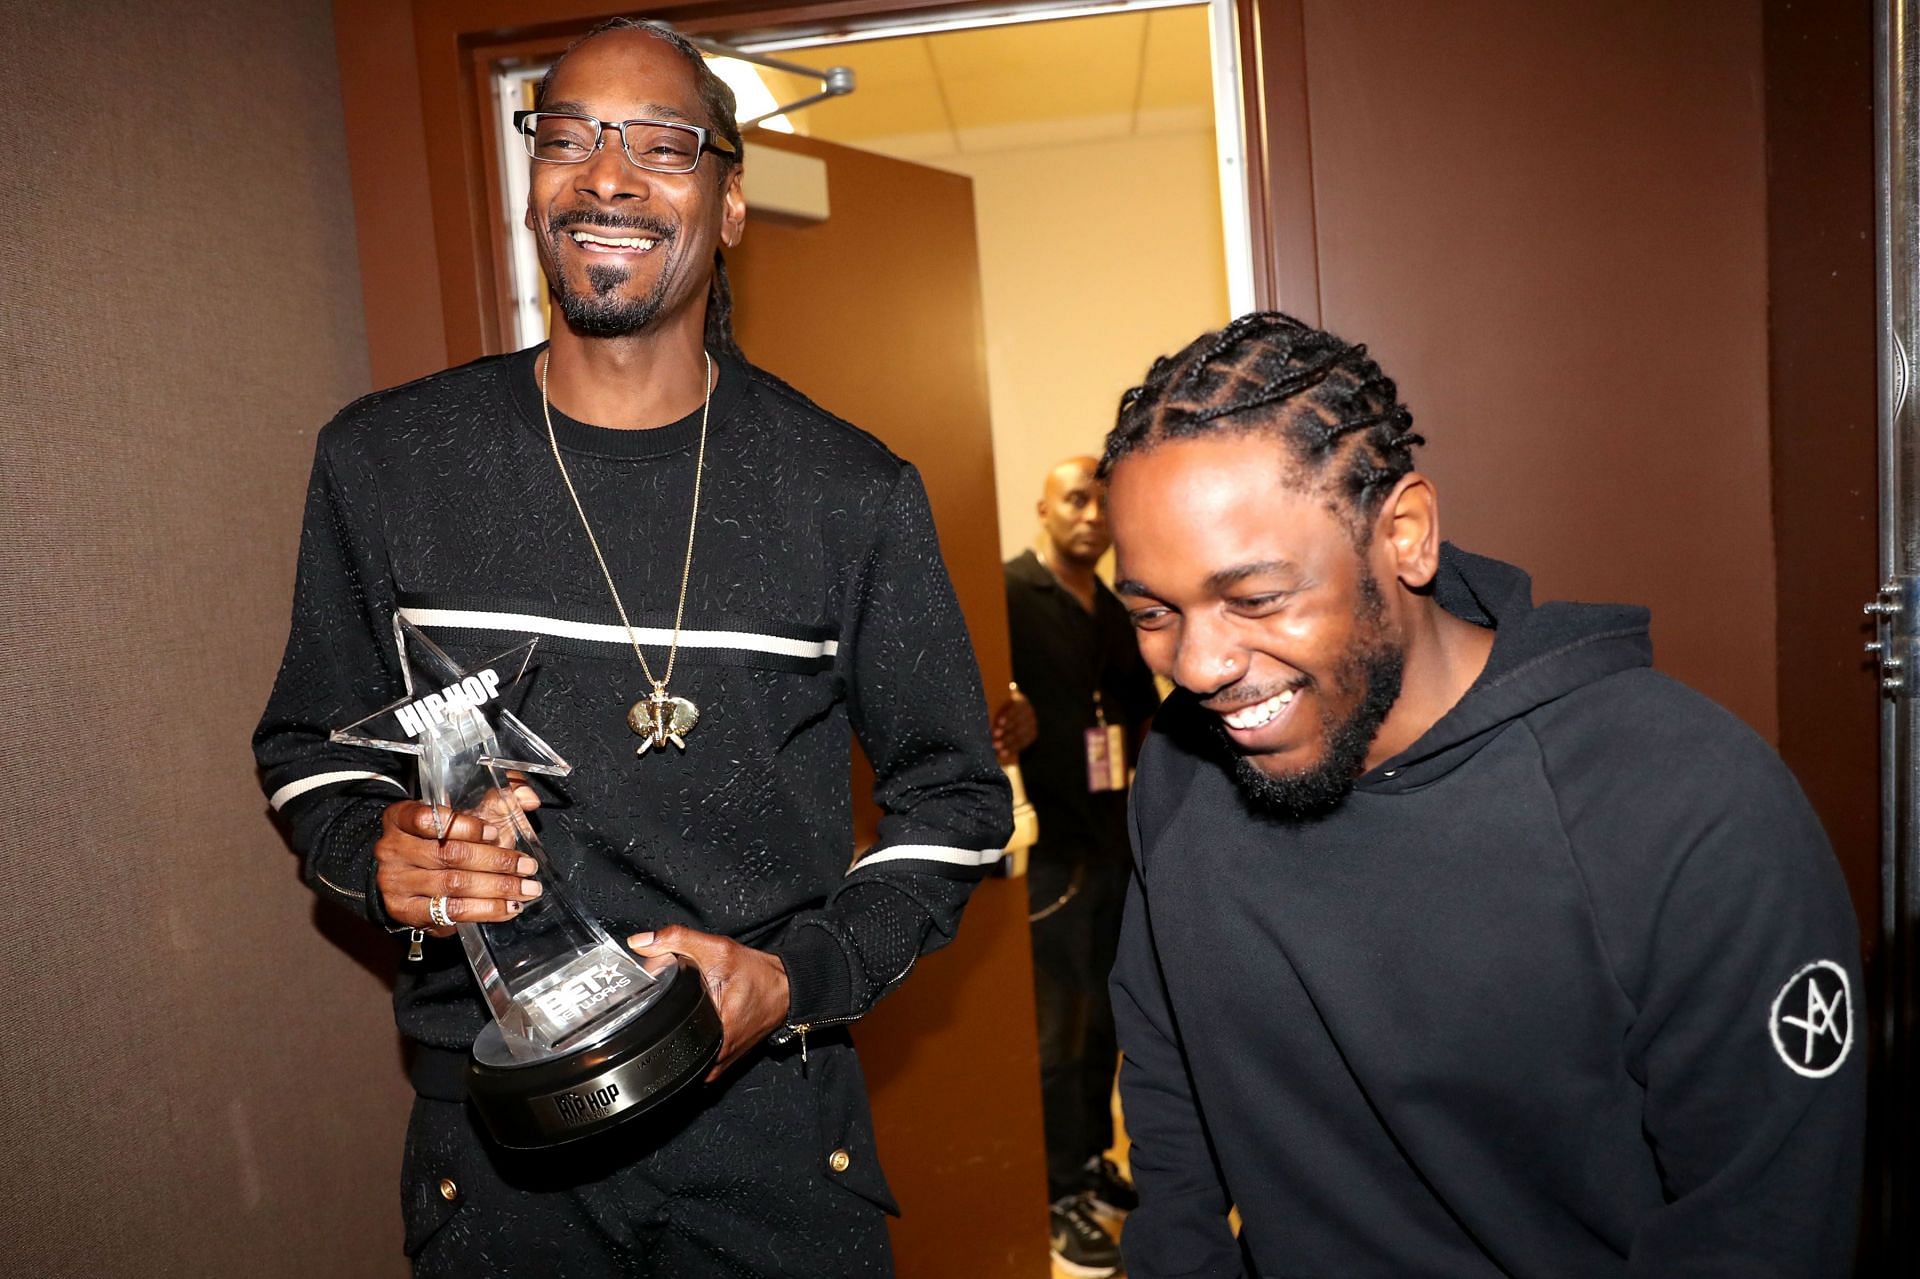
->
[429, 895, 454, 929]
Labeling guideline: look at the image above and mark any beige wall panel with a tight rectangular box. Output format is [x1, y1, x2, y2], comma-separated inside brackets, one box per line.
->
[0, 2, 404, 1274]
[931, 133, 1232, 562]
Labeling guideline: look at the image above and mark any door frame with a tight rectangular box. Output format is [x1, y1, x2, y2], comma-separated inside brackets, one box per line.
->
[1872, 0, 1918, 1263]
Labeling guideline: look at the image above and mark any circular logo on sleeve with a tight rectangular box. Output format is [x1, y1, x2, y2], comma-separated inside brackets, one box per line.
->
[1768, 959, 1853, 1079]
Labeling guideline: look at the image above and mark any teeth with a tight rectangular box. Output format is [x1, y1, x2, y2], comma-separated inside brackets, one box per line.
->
[1223, 689, 1296, 730]
[571, 231, 656, 250]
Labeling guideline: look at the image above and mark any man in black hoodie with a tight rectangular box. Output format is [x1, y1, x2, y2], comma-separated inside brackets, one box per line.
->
[1100, 312, 1864, 1278]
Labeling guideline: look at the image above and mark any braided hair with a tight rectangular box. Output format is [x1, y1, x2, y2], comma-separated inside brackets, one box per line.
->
[1100, 312, 1425, 539]
[535, 17, 746, 359]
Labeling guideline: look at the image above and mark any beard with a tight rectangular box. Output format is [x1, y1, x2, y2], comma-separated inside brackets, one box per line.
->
[539, 210, 678, 338]
[1216, 572, 1406, 820]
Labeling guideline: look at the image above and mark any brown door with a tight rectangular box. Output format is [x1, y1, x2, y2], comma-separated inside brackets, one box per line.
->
[727, 129, 1050, 1277]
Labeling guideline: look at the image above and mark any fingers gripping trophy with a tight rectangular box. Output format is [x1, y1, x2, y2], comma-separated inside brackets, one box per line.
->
[332, 616, 722, 1147]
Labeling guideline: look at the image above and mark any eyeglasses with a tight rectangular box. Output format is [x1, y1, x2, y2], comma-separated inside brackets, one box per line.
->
[512, 111, 739, 175]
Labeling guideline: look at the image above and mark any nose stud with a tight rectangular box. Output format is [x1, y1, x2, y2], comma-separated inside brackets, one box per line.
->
[1221, 655, 1238, 672]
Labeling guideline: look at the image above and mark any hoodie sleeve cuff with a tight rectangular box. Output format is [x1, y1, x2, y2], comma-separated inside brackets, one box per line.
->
[771, 918, 857, 1028]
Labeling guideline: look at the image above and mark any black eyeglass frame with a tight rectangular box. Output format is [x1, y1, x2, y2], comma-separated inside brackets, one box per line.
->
[512, 110, 739, 174]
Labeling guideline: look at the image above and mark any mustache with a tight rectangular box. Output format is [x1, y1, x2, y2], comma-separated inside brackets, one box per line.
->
[545, 208, 677, 239]
[1202, 678, 1309, 715]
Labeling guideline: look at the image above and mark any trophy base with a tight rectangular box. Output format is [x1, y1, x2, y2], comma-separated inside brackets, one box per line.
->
[466, 955, 722, 1149]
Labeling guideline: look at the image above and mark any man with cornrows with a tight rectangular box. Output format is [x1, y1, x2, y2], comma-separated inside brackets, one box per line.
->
[1101, 312, 1864, 1277]
[254, 19, 1007, 1276]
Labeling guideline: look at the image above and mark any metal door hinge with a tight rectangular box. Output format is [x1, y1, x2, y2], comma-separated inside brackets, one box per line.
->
[1866, 577, 1916, 696]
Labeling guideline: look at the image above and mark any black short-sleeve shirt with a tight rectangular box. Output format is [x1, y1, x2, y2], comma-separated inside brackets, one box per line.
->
[1004, 549, 1160, 858]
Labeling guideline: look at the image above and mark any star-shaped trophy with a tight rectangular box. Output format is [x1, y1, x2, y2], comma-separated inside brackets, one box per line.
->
[331, 616, 720, 1147]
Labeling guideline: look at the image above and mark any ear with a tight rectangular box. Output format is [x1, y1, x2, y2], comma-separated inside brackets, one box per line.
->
[720, 165, 746, 249]
[1374, 472, 1441, 591]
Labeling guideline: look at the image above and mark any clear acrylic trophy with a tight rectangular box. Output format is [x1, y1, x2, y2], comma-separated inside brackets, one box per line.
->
[332, 617, 721, 1147]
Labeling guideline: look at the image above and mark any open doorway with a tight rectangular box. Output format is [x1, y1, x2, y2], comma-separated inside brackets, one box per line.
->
[759, 3, 1241, 561]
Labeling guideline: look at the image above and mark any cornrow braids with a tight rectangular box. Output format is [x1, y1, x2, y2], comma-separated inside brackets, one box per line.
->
[1101, 312, 1425, 538]
[536, 17, 747, 358]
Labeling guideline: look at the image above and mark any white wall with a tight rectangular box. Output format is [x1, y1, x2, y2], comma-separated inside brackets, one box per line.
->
[928, 132, 1232, 561]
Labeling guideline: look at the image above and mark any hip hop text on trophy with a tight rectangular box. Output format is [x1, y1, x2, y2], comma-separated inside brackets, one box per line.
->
[332, 617, 722, 1147]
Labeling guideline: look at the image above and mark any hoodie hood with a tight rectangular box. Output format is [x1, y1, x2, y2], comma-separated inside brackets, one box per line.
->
[1358, 543, 1651, 793]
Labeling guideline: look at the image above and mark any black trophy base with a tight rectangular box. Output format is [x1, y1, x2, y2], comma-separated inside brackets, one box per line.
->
[466, 956, 722, 1149]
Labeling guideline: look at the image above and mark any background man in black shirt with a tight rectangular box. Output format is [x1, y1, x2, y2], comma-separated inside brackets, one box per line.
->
[1001, 455, 1160, 1275]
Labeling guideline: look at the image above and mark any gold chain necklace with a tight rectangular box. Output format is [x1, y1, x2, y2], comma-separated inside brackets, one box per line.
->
[541, 348, 710, 756]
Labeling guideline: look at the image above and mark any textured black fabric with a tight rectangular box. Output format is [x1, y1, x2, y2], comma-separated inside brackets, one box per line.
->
[1114, 545, 1865, 1279]
[401, 1037, 893, 1277]
[1004, 550, 1157, 1201]
[254, 343, 1012, 1049]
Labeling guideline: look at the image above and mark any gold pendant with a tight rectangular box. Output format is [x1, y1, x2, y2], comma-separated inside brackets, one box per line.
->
[628, 685, 699, 756]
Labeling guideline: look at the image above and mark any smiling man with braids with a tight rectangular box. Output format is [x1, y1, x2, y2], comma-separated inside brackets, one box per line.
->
[255, 18, 1008, 1276]
[1100, 313, 1864, 1277]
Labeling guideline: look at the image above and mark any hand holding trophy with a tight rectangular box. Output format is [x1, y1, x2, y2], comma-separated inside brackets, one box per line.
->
[375, 779, 547, 944]
[333, 617, 722, 1147]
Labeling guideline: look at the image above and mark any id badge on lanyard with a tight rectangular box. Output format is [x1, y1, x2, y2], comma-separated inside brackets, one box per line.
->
[1085, 690, 1127, 793]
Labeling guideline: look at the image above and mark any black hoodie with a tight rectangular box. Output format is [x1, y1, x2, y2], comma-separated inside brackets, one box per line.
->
[1113, 546, 1863, 1278]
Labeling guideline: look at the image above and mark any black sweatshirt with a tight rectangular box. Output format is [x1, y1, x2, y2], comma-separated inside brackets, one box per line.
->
[255, 346, 1012, 1054]
[1004, 548, 1160, 856]
[1114, 546, 1863, 1278]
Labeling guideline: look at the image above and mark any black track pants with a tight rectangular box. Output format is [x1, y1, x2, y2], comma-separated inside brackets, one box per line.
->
[1028, 844, 1129, 1202]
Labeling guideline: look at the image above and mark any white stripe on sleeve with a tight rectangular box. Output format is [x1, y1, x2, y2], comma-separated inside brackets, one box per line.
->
[270, 770, 407, 812]
[849, 843, 1005, 872]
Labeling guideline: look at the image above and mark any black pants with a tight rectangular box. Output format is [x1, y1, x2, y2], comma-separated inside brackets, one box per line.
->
[401, 1035, 895, 1277]
[1028, 842, 1130, 1202]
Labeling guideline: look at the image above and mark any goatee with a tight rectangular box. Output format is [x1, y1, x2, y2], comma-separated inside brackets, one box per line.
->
[1219, 574, 1405, 820]
[540, 211, 677, 338]
[550, 261, 674, 338]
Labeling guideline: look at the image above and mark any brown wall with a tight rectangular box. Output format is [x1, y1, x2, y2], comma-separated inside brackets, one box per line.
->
[0, 3, 408, 1275]
[1270, 0, 1780, 738]
[1246, 0, 1879, 935]
[335, 0, 448, 385]
[1761, 0, 1880, 943]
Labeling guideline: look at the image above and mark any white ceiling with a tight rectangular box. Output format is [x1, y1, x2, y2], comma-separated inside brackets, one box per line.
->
[743, 6, 1216, 162]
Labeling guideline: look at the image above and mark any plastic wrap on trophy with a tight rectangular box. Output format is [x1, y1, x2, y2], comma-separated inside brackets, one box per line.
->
[331, 617, 722, 1147]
